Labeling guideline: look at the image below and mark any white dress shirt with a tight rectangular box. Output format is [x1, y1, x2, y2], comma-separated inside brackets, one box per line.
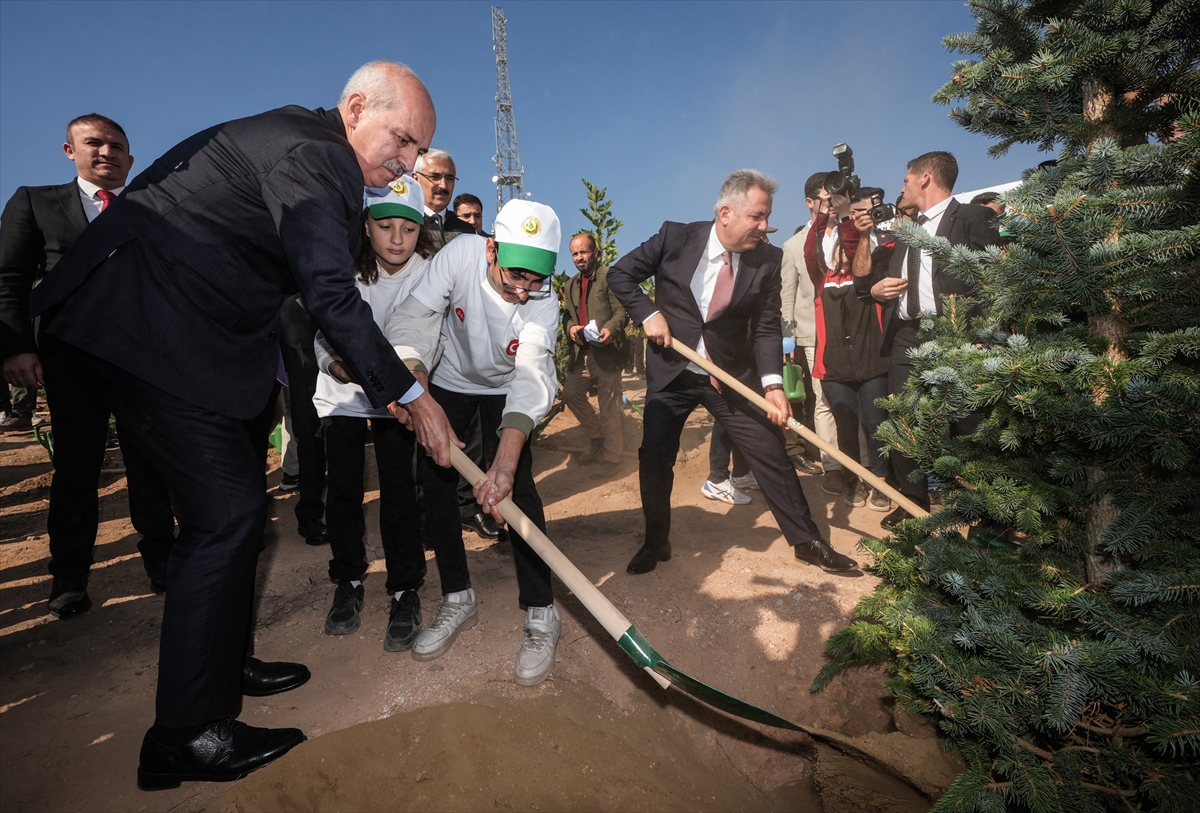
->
[898, 195, 951, 319]
[76, 177, 124, 223]
[683, 225, 781, 387]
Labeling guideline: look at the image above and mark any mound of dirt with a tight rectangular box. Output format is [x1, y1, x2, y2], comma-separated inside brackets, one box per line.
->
[207, 679, 819, 813]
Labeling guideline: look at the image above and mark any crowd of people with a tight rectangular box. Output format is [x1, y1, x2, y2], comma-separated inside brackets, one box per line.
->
[0, 59, 1002, 789]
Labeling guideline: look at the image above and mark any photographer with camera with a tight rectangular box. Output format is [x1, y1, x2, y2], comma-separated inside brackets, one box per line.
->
[804, 157, 895, 513]
[862, 151, 1001, 528]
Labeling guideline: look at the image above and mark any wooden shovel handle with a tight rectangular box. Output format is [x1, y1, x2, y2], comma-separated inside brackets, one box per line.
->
[669, 343, 929, 519]
[449, 446, 672, 690]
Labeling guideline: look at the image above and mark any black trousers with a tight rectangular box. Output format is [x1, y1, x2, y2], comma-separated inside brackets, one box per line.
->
[40, 335, 175, 583]
[707, 421, 749, 482]
[887, 322, 982, 509]
[423, 385, 552, 608]
[323, 415, 424, 593]
[641, 371, 822, 550]
[57, 342, 268, 728]
[279, 320, 326, 529]
[456, 408, 491, 521]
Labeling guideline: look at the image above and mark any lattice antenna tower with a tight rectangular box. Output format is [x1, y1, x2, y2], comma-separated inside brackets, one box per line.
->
[491, 6, 526, 213]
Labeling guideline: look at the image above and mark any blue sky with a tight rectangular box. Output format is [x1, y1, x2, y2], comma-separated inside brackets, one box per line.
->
[0, 0, 1045, 269]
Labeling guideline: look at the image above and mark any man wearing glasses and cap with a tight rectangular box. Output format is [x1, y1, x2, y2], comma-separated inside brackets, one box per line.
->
[385, 199, 562, 686]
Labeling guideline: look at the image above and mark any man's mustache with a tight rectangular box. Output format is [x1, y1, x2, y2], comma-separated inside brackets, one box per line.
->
[382, 159, 406, 177]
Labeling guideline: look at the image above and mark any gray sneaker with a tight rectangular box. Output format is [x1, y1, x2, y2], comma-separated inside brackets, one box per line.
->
[514, 605, 561, 687]
[845, 479, 869, 508]
[412, 588, 477, 661]
[729, 472, 760, 491]
[868, 488, 892, 512]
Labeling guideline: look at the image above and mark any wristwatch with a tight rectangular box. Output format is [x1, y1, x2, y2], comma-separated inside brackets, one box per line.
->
[763, 384, 784, 394]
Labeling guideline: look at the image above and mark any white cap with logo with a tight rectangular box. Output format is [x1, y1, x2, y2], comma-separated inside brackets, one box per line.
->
[493, 199, 560, 277]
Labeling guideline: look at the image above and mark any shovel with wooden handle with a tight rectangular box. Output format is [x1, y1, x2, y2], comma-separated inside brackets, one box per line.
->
[449, 445, 809, 723]
[668, 342, 930, 519]
[447, 446, 931, 785]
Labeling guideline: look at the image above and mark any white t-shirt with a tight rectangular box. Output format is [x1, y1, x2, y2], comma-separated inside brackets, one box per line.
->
[386, 234, 557, 426]
[312, 254, 429, 419]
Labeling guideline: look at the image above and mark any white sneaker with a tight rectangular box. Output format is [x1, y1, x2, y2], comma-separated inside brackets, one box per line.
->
[514, 605, 561, 686]
[412, 588, 477, 661]
[729, 472, 760, 491]
[702, 479, 752, 505]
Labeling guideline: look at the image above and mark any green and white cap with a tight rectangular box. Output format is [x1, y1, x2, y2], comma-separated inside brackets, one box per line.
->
[494, 199, 560, 277]
[364, 176, 425, 224]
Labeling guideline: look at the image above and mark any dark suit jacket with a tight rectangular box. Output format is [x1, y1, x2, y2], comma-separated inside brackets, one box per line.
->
[0, 181, 90, 358]
[562, 266, 628, 372]
[608, 221, 784, 394]
[873, 199, 1000, 353]
[29, 105, 417, 421]
[424, 209, 476, 253]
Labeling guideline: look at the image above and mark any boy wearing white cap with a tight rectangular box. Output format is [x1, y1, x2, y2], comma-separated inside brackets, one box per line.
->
[385, 199, 562, 686]
[313, 177, 433, 651]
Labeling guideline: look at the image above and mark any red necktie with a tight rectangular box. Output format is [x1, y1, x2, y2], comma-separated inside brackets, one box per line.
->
[705, 251, 734, 390]
[96, 189, 115, 212]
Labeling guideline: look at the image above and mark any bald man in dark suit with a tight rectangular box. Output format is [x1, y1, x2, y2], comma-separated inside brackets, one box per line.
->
[23, 62, 457, 789]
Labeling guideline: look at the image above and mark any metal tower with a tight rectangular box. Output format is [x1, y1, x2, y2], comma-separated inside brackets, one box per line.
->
[491, 6, 525, 212]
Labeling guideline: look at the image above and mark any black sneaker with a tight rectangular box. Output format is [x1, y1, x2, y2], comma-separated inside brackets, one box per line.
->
[278, 472, 300, 492]
[384, 591, 422, 652]
[822, 469, 846, 497]
[324, 581, 364, 635]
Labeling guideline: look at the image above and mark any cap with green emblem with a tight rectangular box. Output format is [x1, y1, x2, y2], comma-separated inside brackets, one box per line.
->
[364, 175, 425, 224]
[493, 199, 560, 277]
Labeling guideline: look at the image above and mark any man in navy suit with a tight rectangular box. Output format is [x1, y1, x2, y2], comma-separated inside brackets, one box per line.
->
[608, 170, 857, 576]
[24, 61, 458, 789]
[0, 114, 175, 615]
[863, 151, 1001, 527]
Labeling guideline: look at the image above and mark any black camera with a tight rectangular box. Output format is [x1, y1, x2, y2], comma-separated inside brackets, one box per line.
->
[824, 143, 861, 201]
[868, 193, 897, 224]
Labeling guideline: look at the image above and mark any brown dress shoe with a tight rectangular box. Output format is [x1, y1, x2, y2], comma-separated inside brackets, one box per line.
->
[626, 541, 671, 574]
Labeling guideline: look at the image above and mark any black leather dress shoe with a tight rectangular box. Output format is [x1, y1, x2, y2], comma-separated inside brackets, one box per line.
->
[881, 506, 914, 531]
[297, 520, 329, 546]
[137, 718, 305, 790]
[626, 542, 672, 575]
[242, 657, 311, 697]
[793, 538, 858, 572]
[462, 511, 505, 540]
[790, 453, 824, 476]
[48, 578, 92, 620]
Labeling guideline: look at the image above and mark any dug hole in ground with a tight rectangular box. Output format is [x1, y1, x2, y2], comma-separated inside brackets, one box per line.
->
[0, 375, 962, 812]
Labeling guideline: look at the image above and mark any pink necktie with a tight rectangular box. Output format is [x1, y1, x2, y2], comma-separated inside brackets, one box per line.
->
[705, 251, 734, 390]
[96, 189, 115, 212]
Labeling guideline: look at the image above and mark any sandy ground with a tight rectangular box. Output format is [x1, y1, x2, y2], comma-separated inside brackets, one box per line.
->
[0, 375, 946, 812]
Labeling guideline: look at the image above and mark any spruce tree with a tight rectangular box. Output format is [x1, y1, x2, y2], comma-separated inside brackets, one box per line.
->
[814, 1, 1200, 809]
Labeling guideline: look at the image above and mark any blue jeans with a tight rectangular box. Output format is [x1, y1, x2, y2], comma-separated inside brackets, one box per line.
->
[821, 375, 890, 479]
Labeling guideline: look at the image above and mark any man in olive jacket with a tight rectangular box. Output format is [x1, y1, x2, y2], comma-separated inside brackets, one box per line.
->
[562, 233, 628, 477]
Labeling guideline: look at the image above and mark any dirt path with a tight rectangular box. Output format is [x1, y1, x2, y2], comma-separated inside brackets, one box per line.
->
[1, 377, 938, 812]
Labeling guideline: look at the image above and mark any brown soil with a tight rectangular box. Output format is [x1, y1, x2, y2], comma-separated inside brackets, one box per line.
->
[0, 376, 959, 812]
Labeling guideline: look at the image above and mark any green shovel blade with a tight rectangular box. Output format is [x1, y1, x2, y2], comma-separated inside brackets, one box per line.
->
[618, 625, 803, 732]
